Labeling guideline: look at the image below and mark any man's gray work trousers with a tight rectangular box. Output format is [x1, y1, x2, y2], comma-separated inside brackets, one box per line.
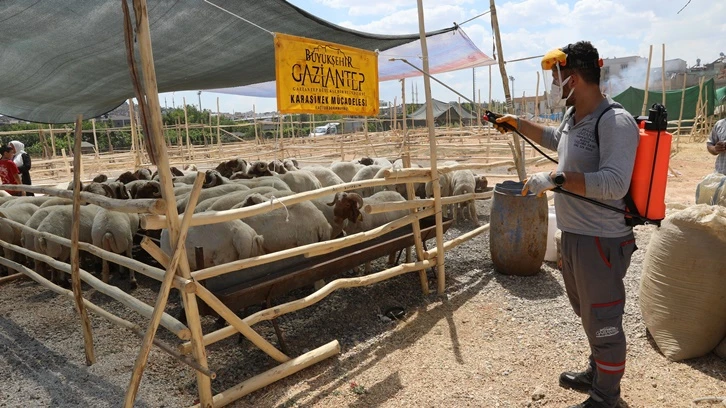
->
[561, 231, 637, 407]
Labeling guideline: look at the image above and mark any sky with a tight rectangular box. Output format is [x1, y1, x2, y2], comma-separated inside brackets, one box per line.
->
[160, 0, 726, 115]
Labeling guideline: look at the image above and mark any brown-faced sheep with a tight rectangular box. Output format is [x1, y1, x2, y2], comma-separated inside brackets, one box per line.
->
[92, 174, 108, 183]
[304, 166, 344, 188]
[115, 171, 138, 184]
[215, 158, 248, 178]
[92, 209, 140, 288]
[279, 170, 322, 193]
[246, 161, 275, 178]
[268, 160, 288, 174]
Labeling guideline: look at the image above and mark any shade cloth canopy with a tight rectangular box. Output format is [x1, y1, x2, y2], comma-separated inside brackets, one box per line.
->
[0, 0, 493, 123]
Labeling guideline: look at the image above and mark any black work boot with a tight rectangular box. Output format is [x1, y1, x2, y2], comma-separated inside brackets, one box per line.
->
[559, 366, 594, 393]
[567, 396, 612, 408]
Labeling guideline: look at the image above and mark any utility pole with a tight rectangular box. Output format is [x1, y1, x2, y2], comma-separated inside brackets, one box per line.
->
[197, 90, 202, 112]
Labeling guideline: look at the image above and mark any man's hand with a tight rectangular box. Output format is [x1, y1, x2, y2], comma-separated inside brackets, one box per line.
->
[522, 172, 556, 197]
[716, 141, 726, 153]
[493, 114, 519, 134]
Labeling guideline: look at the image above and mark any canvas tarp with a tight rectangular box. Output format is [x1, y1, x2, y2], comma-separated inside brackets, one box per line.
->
[716, 86, 726, 104]
[612, 79, 716, 120]
[408, 99, 477, 121]
[0, 0, 486, 124]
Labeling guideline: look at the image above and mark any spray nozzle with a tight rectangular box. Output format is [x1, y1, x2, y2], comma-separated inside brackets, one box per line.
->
[483, 110, 515, 131]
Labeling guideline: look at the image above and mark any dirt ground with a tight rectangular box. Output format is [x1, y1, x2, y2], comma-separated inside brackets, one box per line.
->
[0, 140, 723, 408]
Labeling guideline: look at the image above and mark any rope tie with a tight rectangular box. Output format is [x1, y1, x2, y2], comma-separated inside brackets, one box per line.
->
[268, 195, 290, 222]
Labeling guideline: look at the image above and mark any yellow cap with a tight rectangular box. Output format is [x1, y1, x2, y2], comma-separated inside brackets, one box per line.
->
[541, 48, 568, 70]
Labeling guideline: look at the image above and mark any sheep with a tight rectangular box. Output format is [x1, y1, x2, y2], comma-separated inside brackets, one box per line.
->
[237, 193, 332, 254]
[355, 157, 374, 166]
[81, 181, 130, 199]
[160, 220, 264, 273]
[279, 170, 322, 193]
[330, 161, 363, 183]
[474, 174, 489, 192]
[127, 180, 162, 199]
[175, 184, 250, 213]
[0, 196, 54, 208]
[283, 158, 298, 171]
[21, 206, 59, 279]
[151, 166, 185, 180]
[92, 174, 108, 183]
[116, 171, 138, 184]
[246, 161, 275, 178]
[230, 177, 291, 191]
[133, 168, 152, 180]
[173, 170, 229, 188]
[92, 209, 140, 288]
[35, 205, 102, 286]
[39, 198, 73, 208]
[350, 165, 384, 197]
[215, 158, 247, 178]
[372, 158, 393, 167]
[199, 186, 280, 212]
[0, 204, 39, 275]
[304, 166, 344, 188]
[327, 191, 409, 271]
[230, 171, 253, 180]
[269, 160, 288, 174]
[450, 170, 479, 225]
[184, 164, 198, 172]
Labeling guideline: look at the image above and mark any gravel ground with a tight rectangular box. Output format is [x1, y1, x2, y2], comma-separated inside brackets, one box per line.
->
[1, 186, 724, 406]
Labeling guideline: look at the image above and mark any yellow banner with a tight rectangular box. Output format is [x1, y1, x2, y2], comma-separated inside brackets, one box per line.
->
[275, 33, 379, 116]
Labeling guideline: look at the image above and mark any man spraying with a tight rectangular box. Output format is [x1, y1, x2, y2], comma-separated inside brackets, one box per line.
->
[492, 41, 639, 408]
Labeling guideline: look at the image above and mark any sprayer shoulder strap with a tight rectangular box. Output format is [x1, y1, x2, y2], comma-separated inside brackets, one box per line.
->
[593, 104, 617, 146]
[593, 104, 644, 224]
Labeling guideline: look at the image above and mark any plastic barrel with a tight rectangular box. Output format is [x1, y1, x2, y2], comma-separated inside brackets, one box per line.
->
[489, 180, 548, 276]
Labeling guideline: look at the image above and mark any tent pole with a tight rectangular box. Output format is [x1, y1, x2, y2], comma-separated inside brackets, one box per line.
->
[676, 73, 687, 152]
[416, 0, 446, 294]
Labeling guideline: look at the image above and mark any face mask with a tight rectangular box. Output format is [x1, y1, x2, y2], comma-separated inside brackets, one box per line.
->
[549, 75, 573, 108]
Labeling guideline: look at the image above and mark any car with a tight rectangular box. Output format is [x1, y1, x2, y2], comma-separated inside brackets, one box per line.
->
[309, 122, 340, 137]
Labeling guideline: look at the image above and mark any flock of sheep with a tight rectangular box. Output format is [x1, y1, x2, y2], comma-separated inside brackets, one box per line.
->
[0, 156, 488, 294]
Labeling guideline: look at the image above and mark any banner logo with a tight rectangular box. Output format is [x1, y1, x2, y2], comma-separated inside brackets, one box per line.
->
[275, 33, 379, 116]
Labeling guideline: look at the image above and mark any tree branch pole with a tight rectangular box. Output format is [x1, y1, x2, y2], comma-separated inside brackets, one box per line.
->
[123, 0, 213, 406]
[641, 44, 653, 116]
[72, 115, 96, 366]
[490, 0, 525, 181]
[416, 0, 446, 294]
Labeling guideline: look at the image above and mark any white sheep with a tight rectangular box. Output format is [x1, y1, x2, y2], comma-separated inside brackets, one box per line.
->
[450, 169, 479, 225]
[35, 205, 102, 286]
[160, 220, 265, 292]
[279, 170, 322, 193]
[230, 177, 291, 191]
[304, 166, 345, 188]
[237, 193, 332, 254]
[330, 161, 364, 183]
[175, 184, 250, 213]
[350, 165, 384, 197]
[198, 186, 280, 212]
[0, 203, 39, 273]
[91, 209, 140, 288]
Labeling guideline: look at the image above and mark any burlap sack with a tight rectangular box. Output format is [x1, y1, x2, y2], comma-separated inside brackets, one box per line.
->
[639, 205, 726, 361]
[715, 336, 726, 360]
[695, 172, 726, 205]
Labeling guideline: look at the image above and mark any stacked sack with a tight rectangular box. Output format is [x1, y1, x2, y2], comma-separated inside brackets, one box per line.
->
[639, 204, 726, 361]
[695, 172, 726, 206]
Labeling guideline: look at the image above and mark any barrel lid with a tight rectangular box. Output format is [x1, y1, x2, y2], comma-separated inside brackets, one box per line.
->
[494, 180, 536, 196]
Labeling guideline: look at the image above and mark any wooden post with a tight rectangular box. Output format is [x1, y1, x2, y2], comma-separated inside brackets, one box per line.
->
[676, 73, 687, 150]
[49, 124, 56, 158]
[416, 0, 446, 294]
[91, 119, 100, 159]
[641, 44, 653, 116]
[402, 78, 408, 151]
[253, 104, 260, 144]
[71, 115, 96, 366]
[123, 1, 212, 406]
[216, 97, 221, 155]
[105, 129, 113, 153]
[61, 148, 72, 180]
[490, 0, 525, 181]
[488, 65, 492, 109]
[128, 99, 141, 169]
[535, 72, 540, 120]
[403, 153, 427, 294]
[182, 97, 192, 159]
[661, 43, 666, 104]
